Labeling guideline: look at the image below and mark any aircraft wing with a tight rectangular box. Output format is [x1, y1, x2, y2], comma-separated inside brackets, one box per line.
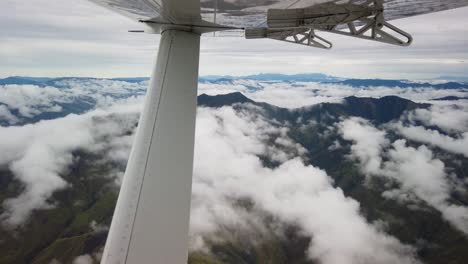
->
[89, 0, 468, 28]
[88, 0, 200, 23]
[383, 0, 468, 21]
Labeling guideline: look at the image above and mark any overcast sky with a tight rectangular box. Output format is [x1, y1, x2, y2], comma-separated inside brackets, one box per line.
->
[1, 0, 468, 79]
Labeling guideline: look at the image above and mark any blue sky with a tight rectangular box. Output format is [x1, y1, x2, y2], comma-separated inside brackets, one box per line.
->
[1, 0, 468, 79]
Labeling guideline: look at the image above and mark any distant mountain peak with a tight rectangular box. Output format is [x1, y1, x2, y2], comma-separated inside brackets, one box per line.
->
[2, 75, 467, 89]
[197, 93, 430, 125]
[340, 96, 430, 123]
[198, 73, 341, 83]
[431, 96, 468, 101]
[198, 92, 255, 108]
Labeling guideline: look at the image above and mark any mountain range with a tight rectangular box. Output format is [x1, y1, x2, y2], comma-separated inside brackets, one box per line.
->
[2, 73, 468, 90]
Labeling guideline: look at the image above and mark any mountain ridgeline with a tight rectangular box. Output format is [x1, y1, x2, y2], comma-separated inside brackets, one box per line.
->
[2, 74, 468, 89]
[0, 92, 467, 264]
[198, 92, 429, 124]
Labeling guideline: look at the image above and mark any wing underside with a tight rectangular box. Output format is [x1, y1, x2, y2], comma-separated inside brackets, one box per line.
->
[89, 0, 468, 29]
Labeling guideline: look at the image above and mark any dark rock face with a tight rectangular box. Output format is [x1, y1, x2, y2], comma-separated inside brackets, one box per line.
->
[198, 92, 255, 107]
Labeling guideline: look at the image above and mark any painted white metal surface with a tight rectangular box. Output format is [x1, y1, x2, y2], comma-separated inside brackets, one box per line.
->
[101, 29, 200, 264]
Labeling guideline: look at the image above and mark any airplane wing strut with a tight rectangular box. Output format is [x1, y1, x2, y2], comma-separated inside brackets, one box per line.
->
[101, 29, 200, 264]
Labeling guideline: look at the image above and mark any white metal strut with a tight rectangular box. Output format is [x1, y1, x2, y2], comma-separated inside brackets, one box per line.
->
[101, 29, 200, 264]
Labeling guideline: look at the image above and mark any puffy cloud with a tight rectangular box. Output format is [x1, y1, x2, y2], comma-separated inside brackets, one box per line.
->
[198, 80, 251, 95]
[72, 254, 93, 264]
[0, 80, 147, 124]
[0, 115, 94, 226]
[239, 82, 344, 108]
[382, 140, 468, 234]
[0, 100, 141, 227]
[392, 123, 468, 158]
[0, 84, 67, 118]
[0, 105, 18, 125]
[339, 118, 468, 234]
[251, 159, 417, 264]
[90, 220, 109, 234]
[339, 117, 389, 175]
[2, 77, 466, 262]
[191, 107, 418, 263]
[201, 80, 467, 108]
[0, 87, 417, 261]
[1, 78, 465, 117]
[407, 103, 468, 133]
[73, 250, 104, 264]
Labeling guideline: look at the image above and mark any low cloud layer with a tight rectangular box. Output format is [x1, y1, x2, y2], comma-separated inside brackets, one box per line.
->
[191, 107, 418, 264]
[339, 118, 389, 176]
[1, 78, 467, 262]
[393, 123, 468, 158]
[396, 102, 468, 158]
[199, 80, 468, 108]
[0, 79, 147, 125]
[0, 78, 465, 118]
[0, 85, 420, 263]
[0, 101, 141, 226]
[339, 117, 468, 234]
[407, 103, 468, 133]
[0, 84, 66, 118]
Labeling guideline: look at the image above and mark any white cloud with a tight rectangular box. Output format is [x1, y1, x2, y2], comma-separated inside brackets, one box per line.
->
[1, 77, 466, 119]
[201, 80, 467, 108]
[406, 103, 468, 133]
[1, 78, 467, 262]
[0, 101, 141, 227]
[339, 118, 468, 234]
[72, 254, 93, 264]
[0, 80, 147, 122]
[339, 117, 389, 175]
[393, 123, 468, 158]
[382, 140, 468, 234]
[0, 105, 18, 125]
[191, 107, 418, 263]
[0, 84, 68, 118]
[0, 115, 94, 226]
[198, 80, 251, 95]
